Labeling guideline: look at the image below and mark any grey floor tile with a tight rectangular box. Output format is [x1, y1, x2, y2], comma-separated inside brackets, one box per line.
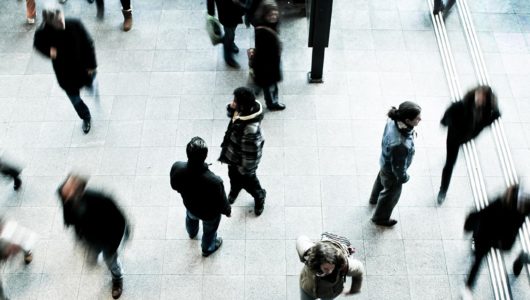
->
[322, 206, 365, 240]
[129, 206, 168, 240]
[97, 147, 140, 175]
[163, 239, 203, 275]
[285, 207, 322, 239]
[245, 239, 286, 275]
[245, 206, 286, 240]
[404, 240, 447, 275]
[320, 175, 358, 206]
[203, 239, 245, 275]
[284, 176, 320, 206]
[365, 275, 410, 299]
[203, 275, 245, 300]
[285, 147, 318, 175]
[245, 275, 287, 300]
[409, 275, 451, 300]
[105, 120, 143, 147]
[365, 239, 407, 275]
[399, 207, 442, 239]
[318, 147, 356, 176]
[109, 95, 147, 121]
[123, 239, 165, 274]
[3, 273, 41, 300]
[37, 273, 81, 300]
[161, 275, 202, 300]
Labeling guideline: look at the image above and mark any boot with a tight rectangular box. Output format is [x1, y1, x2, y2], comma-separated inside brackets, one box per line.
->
[122, 9, 133, 32]
[112, 278, 123, 299]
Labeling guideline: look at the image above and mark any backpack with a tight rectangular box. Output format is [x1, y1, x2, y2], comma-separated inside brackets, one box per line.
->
[321, 232, 356, 256]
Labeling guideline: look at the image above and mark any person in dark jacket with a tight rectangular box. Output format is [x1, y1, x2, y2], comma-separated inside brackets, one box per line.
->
[369, 101, 422, 227]
[462, 184, 530, 298]
[0, 159, 22, 191]
[34, 6, 97, 134]
[252, 0, 286, 110]
[207, 0, 245, 68]
[219, 87, 267, 216]
[437, 85, 500, 204]
[58, 174, 129, 299]
[170, 137, 231, 257]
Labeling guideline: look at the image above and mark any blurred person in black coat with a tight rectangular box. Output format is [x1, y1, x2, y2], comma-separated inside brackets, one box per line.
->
[462, 184, 530, 298]
[208, 0, 245, 68]
[437, 85, 500, 204]
[170, 137, 231, 257]
[252, 0, 285, 111]
[34, 6, 97, 134]
[58, 174, 129, 299]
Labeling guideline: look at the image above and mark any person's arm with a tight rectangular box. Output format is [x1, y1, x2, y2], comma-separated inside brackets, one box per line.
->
[345, 258, 364, 295]
[76, 21, 97, 70]
[390, 145, 410, 183]
[207, 0, 216, 16]
[296, 235, 314, 262]
[33, 27, 52, 58]
[218, 180, 231, 217]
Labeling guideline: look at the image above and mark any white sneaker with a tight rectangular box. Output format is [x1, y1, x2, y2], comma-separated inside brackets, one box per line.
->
[461, 287, 473, 300]
[27, 18, 35, 24]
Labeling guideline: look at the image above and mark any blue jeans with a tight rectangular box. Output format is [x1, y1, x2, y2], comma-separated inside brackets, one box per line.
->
[185, 211, 221, 253]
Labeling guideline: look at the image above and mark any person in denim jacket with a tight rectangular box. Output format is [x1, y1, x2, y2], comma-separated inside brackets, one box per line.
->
[369, 101, 422, 227]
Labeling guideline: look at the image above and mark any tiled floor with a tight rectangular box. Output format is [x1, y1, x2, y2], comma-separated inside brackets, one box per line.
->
[0, 0, 530, 299]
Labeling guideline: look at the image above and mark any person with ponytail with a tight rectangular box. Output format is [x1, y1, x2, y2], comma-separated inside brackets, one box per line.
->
[369, 101, 422, 227]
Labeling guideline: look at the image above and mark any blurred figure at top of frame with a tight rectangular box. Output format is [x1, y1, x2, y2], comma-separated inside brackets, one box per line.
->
[170, 137, 231, 257]
[433, 0, 455, 17]
[34, 5, 98, 134]
[369, 101, 422, 227]
[0, 217, 36, 300]
[462, 183, 530, 299]
[437, 85, 500, 204]
[251, 0, 286, 111]
[207, 0, 245, 68]
[57, 174, 130, 299]
[59, 0, 133, 31]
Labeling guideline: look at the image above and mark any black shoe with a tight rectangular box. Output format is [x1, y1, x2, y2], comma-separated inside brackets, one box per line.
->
[514, 258, 523, 277]
[437, 190, 446, 205]
[202, 237, 223, 257]
[254, 199, 265, 216]
[228, 190, 239, 204]
[232, 44, 239, 54]
[267, 103, 286, 111]
[433, 3, 445, 15]
[369, 198, 377, 205]
[111, 278, 123, 299]
[82, 119, 91, 134]
[225, 58, 240, 69]
[189, 232, 198, 239]
[372, 219, 398, 227]
[13, 177, 22, 191]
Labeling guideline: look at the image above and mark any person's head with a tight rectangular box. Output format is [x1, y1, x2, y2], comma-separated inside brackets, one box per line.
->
[233, 87, 256, 114]
[42, 5, 65, 30]
[186, 136, 208, 164]
[256, 0, 280, 25]
[59, 174, 88, 203]
[387, 101, 422, 128]
[305, 242, 346, 277]
[473, 85, 496, 109]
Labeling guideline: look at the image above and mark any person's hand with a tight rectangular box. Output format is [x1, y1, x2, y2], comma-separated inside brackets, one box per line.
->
[50, 47, 57, 59]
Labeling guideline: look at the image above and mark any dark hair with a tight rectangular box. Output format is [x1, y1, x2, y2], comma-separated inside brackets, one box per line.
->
[464, 85, 497, 108]
[387, 101, 421, 121]
[305, 242, 346, 274]
[41, 5, 63, 27]
[254, 0, 279, 24]
[233, 87, 256, 114]
[186, 136, 208, 163]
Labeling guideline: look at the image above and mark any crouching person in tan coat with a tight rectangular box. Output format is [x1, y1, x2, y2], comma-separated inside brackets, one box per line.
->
[296, 235, 364, 300]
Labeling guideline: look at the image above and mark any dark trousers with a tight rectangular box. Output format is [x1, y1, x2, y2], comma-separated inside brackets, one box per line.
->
[95, 0, 132, 10]
[228, 165, 266, 203]
[440, 138, 460, 194]
[223, 26, 236, 61]
[434, 0, 456, 10]
[466, 246, 488, 288]
[262, 83, 279, 107]
[186, 211, 221, 253]
[66, 92, 92, 121]
[370, 169, 403, 221]
[0, 160, 20, 180]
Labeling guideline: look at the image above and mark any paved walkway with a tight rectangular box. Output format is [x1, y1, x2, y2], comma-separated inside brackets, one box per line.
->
[0, 0, 529, 299]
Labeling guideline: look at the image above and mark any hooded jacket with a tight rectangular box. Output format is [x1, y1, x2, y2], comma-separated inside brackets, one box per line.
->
[34, 18, 97, 94]
[379, 119, 415, 183]
[170, 161, 231, 220]
[219, 101, 265, 175]
[441, 90, 501, 144]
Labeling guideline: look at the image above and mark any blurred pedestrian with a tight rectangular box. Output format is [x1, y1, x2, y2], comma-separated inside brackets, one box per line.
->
[207, 0, 245, 68]
[296, 234, 364, 299]
[34, 6, 98, 134]
[170, 137, 231, 257]
[219, 87, 266, 216]
[0, 159, 22, 191]
[59, 0, 133, 31]
[0, 218, 36, 300]
[462, 184, 530, 298]
[252, 0, 285, 110]
[437, 85, 500, 204]
[369, 101, 422, 227]
[24, 0, 36, 24]
[57, 174, 130, 299]
[433, 0, 455, 17]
